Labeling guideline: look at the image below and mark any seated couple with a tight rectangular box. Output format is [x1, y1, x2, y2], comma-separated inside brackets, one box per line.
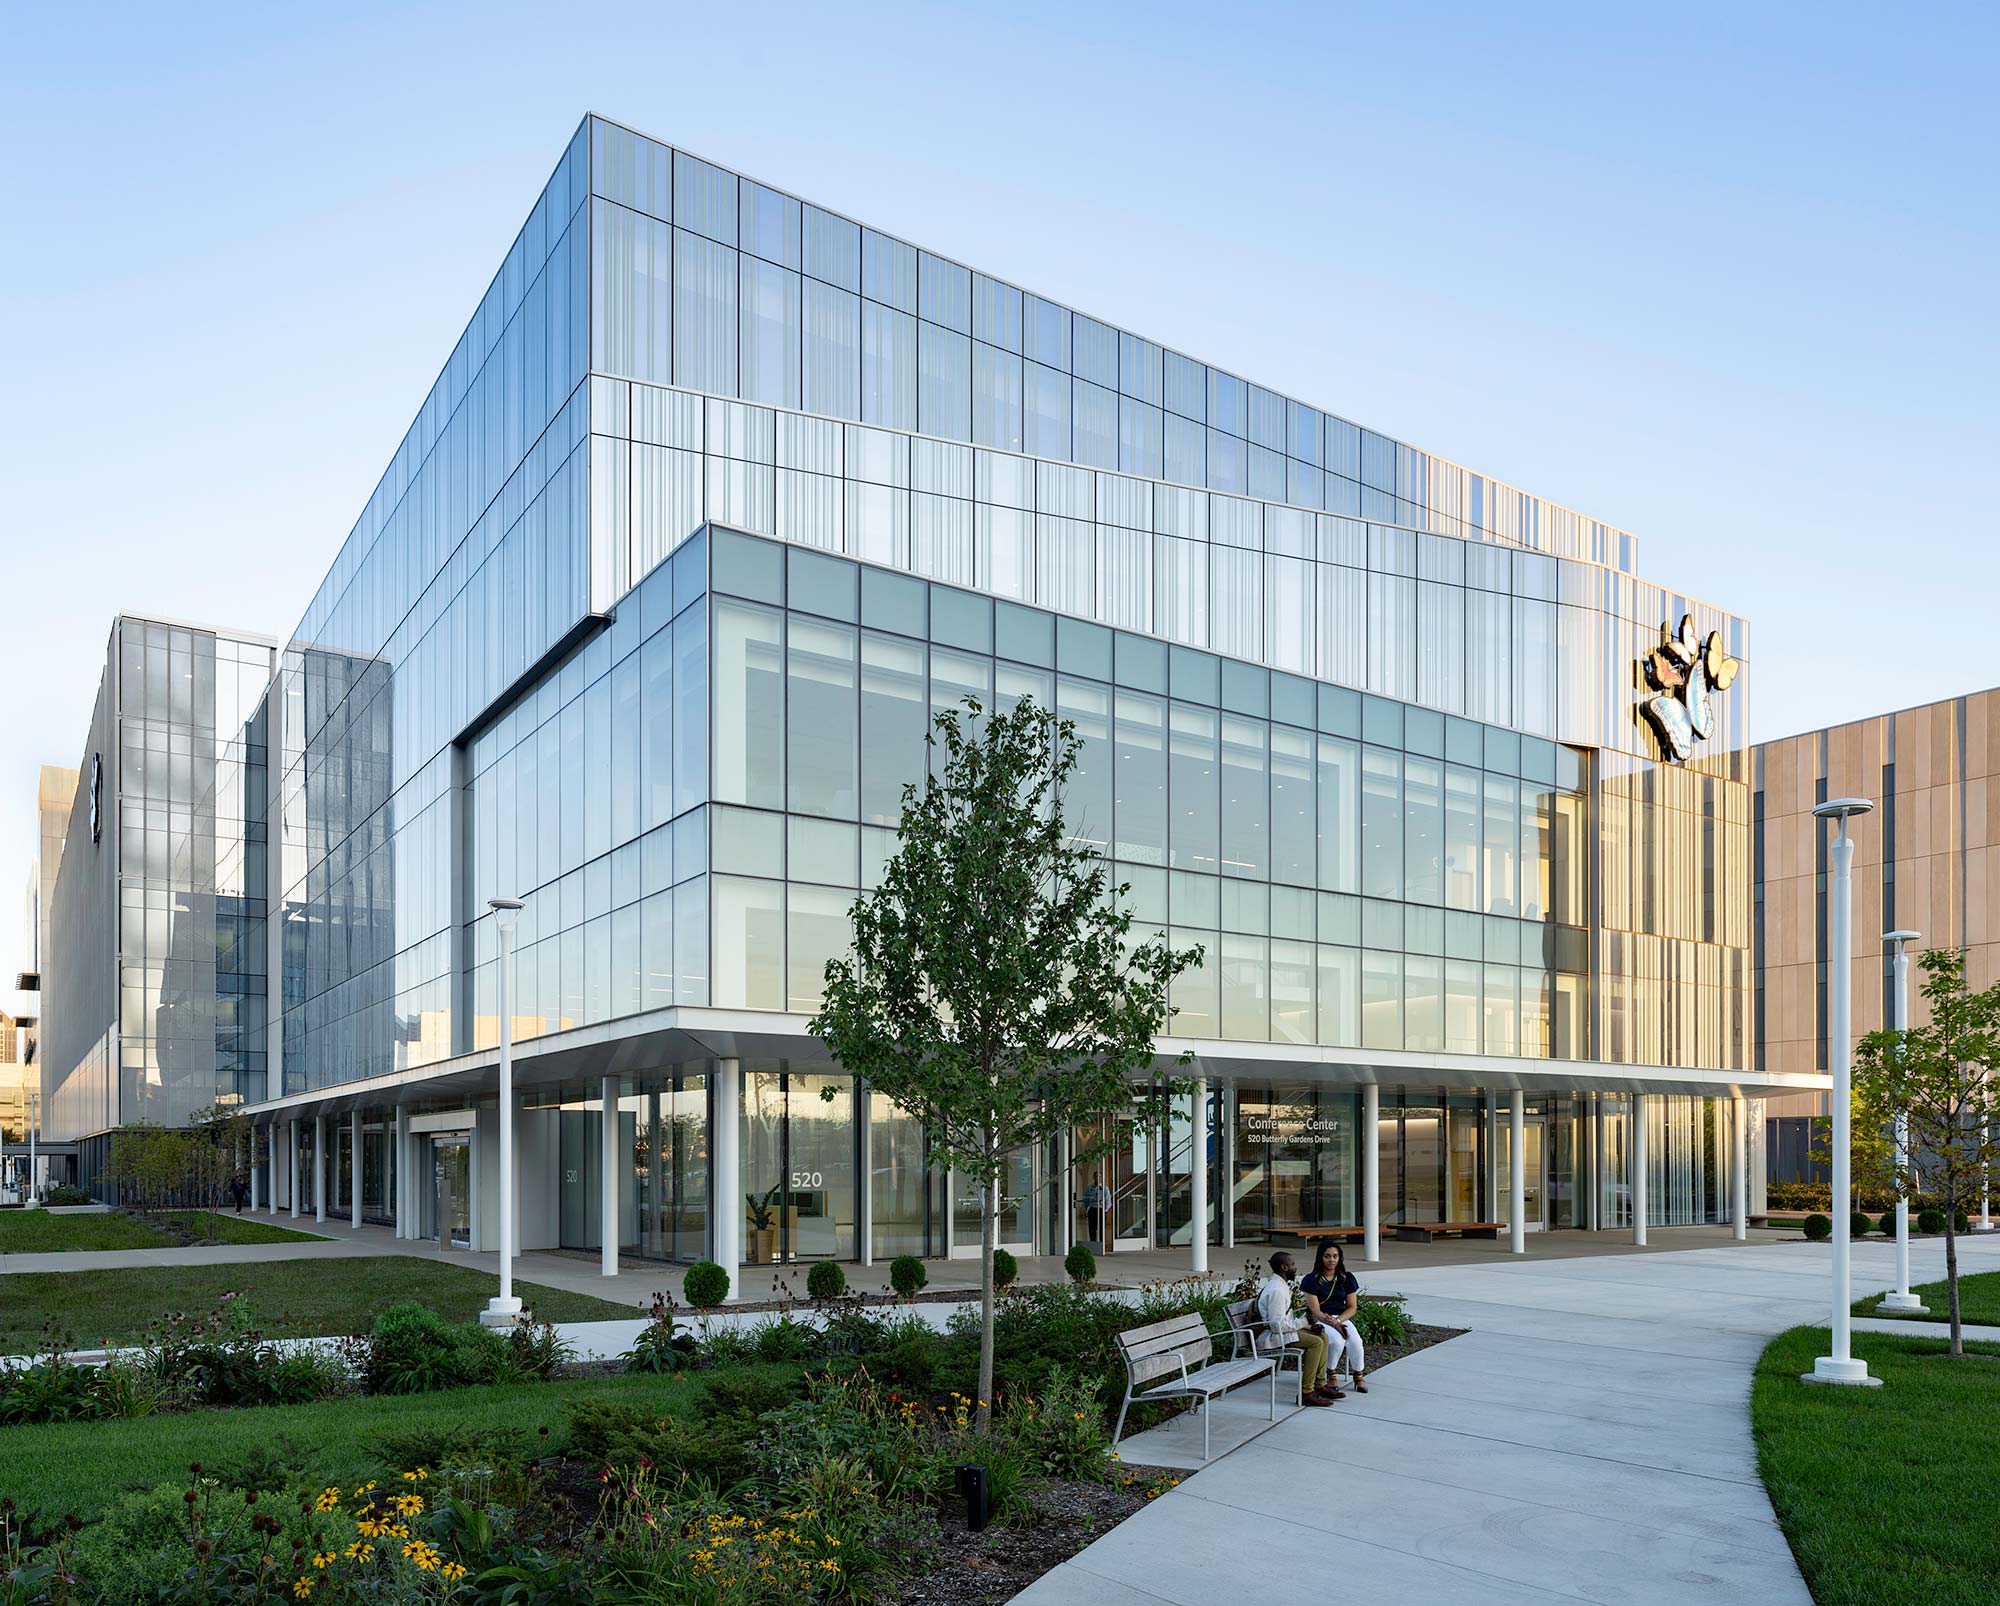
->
[1254, 1240, 1370, 1407]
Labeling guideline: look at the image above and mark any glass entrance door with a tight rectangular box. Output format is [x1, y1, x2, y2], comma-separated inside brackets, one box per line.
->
[1495, 1116, 1547, 1231]
[432, 1138, 470, 1249]
[949, 1145, 1038, 1258]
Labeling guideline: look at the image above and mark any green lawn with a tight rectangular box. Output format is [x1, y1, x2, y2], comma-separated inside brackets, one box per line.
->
[1753, 1325, 2000, 1605]
[0, 1370, 727, 1521]
[0, 1210, 174, 1252]
[0, 1209, 326, 1254]
[1854, 1266, 2000, 1326]
[154, 1211, 328, 1246]
[0, 1256, 642, 1350]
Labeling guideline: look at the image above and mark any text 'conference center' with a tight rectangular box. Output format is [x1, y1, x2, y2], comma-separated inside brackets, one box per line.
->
[45, 113, 1825, 1268]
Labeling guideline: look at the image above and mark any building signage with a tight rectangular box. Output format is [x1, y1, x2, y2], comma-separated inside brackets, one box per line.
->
[1243, 1108, 1343, 1144]
[89, 752, 102, 846]
[1640, 614, 1738, 764]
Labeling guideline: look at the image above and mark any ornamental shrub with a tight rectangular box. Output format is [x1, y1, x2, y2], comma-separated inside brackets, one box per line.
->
[1851, 1211, 1875, 1241]
[39, 1184, 91, 1206]
[1918, 1208, 1945, 1235]
[1802, 1213, 1832, 1241]
[1064, 1243, 1097, 1285]
[1878, 1210, 1898, 1237]
[1954, 1210, 1970, 1233]
[889, 1254, 927, 1298]
[1352, 1296, 1412, 1347]
[807, 1260, 847, 1300]
[992, 1248, 1019, 1289]
[684, 1259, 730, 1309]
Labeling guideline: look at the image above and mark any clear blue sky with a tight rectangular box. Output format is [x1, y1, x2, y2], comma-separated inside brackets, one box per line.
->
[3, 2, 1995, 996]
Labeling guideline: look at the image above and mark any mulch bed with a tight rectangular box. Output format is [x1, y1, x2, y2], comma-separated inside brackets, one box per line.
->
[1360, 1321, 1464, 1371]
[881, 1468, 1176, 1605]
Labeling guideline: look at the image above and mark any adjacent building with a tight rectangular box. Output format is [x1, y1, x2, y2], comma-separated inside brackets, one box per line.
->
[51, 114, 1819, 1261]
[39, 616, 275, 1189]
[1754, 687, 2000, 1181]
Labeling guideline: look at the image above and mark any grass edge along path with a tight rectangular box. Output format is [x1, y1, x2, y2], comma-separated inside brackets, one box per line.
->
[0, 1210, 328, 1255]
[0, 1255, 640, 1351]
[0, 1368, 754, 1522]
[1852, 1265, 2000, 1327]
[1752, 1324, 2000, 1606]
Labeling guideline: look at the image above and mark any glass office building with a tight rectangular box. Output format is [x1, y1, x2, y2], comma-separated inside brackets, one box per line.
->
[224, 114, 1823, 1264]
[40, 616, 276, 1194]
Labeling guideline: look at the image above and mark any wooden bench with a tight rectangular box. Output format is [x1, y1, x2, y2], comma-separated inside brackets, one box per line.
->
[1279, 1225, 1366, 1242]
[1392, 1220, 1504, 1242]
[1112, 1311, 1277, 1460]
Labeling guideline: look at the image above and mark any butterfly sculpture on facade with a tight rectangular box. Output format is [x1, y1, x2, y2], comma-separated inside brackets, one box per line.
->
[1641, 614, 1739, 763]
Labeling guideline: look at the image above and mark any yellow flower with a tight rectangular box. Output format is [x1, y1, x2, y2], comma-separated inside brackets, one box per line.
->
[312, 1551, 335, 1569]
[292, 1582, 314, 1600]
[442, 1561, 467, 1581]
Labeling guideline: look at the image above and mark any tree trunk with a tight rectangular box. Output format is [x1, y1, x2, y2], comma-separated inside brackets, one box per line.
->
[977, 1128, 998, 1434]
[1945, 1191, 1962, 1358]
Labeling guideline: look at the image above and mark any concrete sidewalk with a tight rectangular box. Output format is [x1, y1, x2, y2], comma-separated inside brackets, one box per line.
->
[1021, 1232, 2000, 1606]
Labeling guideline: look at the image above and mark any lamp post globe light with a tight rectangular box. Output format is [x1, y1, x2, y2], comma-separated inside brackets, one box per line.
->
[1804, 798, 1882, 1387]
[481, 896, 529, 1329]
[1878, 930, 1928, 1315]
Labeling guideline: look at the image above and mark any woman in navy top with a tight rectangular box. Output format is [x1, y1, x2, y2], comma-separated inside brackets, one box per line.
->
[1300, 1238, 1368, 1391]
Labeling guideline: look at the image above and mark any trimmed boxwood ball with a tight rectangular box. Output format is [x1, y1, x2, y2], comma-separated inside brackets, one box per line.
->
[1878, 1210, 1898, 1237]
[1851, 1211, 1876, 1241]
[1803, 1213, 1832, 1241]
[1918, 1208, 1945, 1235]
[1953, 1210, 1970, 1233]
[1064, 1243, 1097, 1285]
[684, 1259, 731, 1309]
[889, 1253, 927, 1298]
[991, 1248, 1018, 1289]
[805, 1260, 846, 1300]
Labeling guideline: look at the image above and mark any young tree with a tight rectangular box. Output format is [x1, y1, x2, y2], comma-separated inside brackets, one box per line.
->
[1852, 947, 2000, 1356]
[811, 697, 1202, 1430]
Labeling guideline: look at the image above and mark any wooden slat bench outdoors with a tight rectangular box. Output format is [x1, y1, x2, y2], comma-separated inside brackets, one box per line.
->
[1280, 1225, 1366, 1241]
[1112, 1311, 1278, 1461]
[1393, 1220, 1504, 1242]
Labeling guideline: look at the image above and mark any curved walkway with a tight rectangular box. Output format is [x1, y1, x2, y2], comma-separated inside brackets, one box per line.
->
[1022, 1232, 2000, 1606]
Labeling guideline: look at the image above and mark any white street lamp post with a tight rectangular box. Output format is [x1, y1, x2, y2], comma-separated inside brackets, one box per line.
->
[482, 897, 528, 1328]
[1879, 930, 1927, 1314]
[25, 1092, 40, 1208]
[1804, 798, 1881, 1387]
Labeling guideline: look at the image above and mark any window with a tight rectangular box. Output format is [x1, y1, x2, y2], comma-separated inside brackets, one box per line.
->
[787, 618, 857, 818]
[713, 601, 783, 808]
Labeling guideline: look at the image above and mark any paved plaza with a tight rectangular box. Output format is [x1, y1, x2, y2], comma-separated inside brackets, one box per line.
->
[1022, 1232, 2000, 1606]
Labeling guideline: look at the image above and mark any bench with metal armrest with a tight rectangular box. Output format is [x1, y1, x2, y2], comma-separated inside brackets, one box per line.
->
[1111, 1310, 1280, 1461]
[1392, 1220, 1504, 1242]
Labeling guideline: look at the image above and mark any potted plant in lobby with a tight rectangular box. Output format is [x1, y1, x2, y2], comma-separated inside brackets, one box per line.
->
[745, 1182, 782, 1264]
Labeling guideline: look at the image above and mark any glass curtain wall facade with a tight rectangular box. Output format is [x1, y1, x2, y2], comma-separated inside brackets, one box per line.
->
[236, 113, 1772, 1263]
[42, 618, 275, 1196]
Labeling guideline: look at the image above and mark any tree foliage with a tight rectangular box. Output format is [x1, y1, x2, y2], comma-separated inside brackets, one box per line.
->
[1852, 947, 2000, 1355]
[104, 1105, 258, 1228]
[811, 697, 1202, 1428]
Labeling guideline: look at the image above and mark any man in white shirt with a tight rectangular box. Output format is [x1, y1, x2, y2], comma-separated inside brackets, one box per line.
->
[1255, 1250, 1340, 1405]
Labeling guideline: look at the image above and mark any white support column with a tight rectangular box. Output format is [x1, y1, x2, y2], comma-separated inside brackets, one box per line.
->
[858, 1085, 875, 1267]
[600, 1074, 619, 1277]
[1589, 1095, 1605, 1232]
[289, 1122, 300, 1218]
[249, 1134, 261, 1211]
[350, 1110, 363, 1231]
[1485, 1095, 1500, 1223]
[1190, 1077, 1210, 1277]
[712, 1058, 742, 1298]
[267, 1127, 278, 1215]
[313, 1115, 326, 1223]
[1219, 1088, 1236, 1251]
[1632, 1096, 1649, 1246]
[1362, 1084, 1381, 1264]
[393, 1105, 409, 1239]
[1510, 1090, 1526, 1255]
[1732, 1095, 1749, 1241]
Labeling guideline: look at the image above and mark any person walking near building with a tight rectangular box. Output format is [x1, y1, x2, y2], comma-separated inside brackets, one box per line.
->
[1082, 1172, 1111, 1249]
[229, 1171, 249, 1214]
